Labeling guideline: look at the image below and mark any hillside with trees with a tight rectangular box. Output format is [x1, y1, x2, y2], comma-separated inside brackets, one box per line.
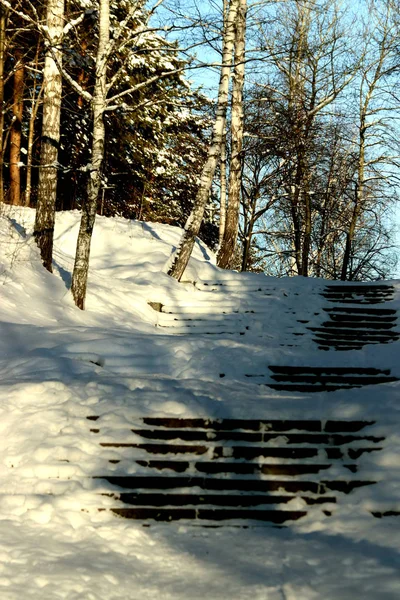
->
[0, 0, 399, 306]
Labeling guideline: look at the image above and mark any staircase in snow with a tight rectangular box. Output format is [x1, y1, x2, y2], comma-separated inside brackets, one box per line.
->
[310, 284, 399, 351]
[78, 278, 399, 525]
[89, 416, 390, 524]
[151, 279, 399, 392]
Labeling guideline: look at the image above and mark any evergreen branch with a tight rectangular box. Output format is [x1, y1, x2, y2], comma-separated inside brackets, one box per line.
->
[105, 66, 186, 107]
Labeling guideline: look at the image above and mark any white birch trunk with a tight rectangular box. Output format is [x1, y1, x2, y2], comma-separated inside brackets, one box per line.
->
[219, 122, 228, 246]
[218, 0, 229, 247]
[71, 0, 109, 309]
[217, 0, 247, 269]
[34, 0, 64, 272]
[167, 0, 239, 281]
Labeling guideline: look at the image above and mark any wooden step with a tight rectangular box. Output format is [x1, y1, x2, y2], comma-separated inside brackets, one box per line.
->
[267, 383, 364, 392]
[141, 417, 323, 431]
[110, 507, 307, 523]
[95, 475, 376, 495]
[326, 314, 397, 323]
[324, 307, 396, 315]
[311, 330, 398, 341]
[324, 285, 394, 291]
[107, 492, 337, 507]
[89, 417, 385, 525]
[315, 337, 398, 347]
[268, 366, 390, 375]
[130, 428, 384, 446]
[135, 460, 337, 476]
[269, 374, 397, 386]
[319, 321, 396, 330]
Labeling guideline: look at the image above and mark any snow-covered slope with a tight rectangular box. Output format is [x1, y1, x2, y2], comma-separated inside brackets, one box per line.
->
[0, 207, 399, 600]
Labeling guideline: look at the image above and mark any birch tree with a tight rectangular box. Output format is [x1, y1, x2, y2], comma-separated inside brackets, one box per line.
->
[167, 0, 240, 281]
[217, 0, 247, 269]
[33, 0, 64, 272]
[260, 0, 358, 277]
[70, 0, 189, 308]
[341, 0, 398, 280]
[70, 0, 109, 309]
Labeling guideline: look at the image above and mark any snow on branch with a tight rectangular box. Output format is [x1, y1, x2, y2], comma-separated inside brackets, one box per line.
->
[105, 66, 186, 108]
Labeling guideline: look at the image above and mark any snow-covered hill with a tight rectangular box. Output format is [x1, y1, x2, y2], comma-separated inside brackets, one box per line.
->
[0, 207, 399, 600]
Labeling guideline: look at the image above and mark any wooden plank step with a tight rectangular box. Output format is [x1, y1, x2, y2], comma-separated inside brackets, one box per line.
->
[110, 507, 307, 523]
[269, 375, 397, 386]
[319, 321, 396, 329]
[267, 383, 364, 392]
[99, 443, 378, 461]
[90, 417, 377, 434]
[315, 338, 397, 347]
[315, 338, 392, 346]
[107, 492, 337, 507]
[94, 475, 375, 494]
[157, 328, 245, 336]
[268, 366, 390, 375]
[322, 290, 393, 296]
[195, 281, 275, 291]
[318, 345, 378, 351]
[135, 460, 341, 476]
[311, 331, 398, 341]
[102, 443, 320, 459]
[141, 417, 323, 431]
[326, 314, 397, 323]
[157, 313, 245, 323]
[323, 307, 396, 315]
[129, 429, 384, 445]
[322, 300, 392, 305]
[324, 283, 394, 293]
[321, 294, 393, 301]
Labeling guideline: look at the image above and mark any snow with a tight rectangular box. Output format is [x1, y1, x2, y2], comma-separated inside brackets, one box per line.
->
[0, 206, 399, 599]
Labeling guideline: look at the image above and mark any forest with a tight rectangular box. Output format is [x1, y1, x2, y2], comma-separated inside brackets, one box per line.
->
[0, 0, 399, 309]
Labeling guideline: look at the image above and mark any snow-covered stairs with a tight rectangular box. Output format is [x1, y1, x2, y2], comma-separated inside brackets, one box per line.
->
[309, 284, 399, 350]
[321, 283, 396, 304]
[152, 279, 312, 342]
[266, 366, 397, 393]
[88, 416, 385, 524]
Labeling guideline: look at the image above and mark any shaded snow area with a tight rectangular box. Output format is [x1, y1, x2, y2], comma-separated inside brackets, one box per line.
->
[0, 206, 399, 599]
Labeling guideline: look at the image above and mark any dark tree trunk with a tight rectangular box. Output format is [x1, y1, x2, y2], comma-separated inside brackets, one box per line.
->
[10, 49, 24, 206]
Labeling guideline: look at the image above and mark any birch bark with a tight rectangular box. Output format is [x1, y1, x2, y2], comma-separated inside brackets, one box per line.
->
[167, 0, 239, 281]
[218, 0, 229, 246]
[71, 0, 109, 309]
[217, 0, 247, 268]
[34, 0, 65, 272]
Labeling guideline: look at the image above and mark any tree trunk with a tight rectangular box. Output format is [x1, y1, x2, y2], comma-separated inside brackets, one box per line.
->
[167, 0, 239, 281]
[217, 0, 247, 269]
[9, 49, 24, 206]
[218, 0, 229, 247]
[219, 121, 227, 246]
[341, 183, 362, 281]
[34, 0, 65, 272]
[25, 42, 43, 207]
[71, 0, 109, 309]
[241, 217, 254, 272]
[341, 111, 366, 280]
[0, 7, 7, 204]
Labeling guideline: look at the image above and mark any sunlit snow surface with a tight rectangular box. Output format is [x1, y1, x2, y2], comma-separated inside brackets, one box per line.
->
[0, 207, 399, 599]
